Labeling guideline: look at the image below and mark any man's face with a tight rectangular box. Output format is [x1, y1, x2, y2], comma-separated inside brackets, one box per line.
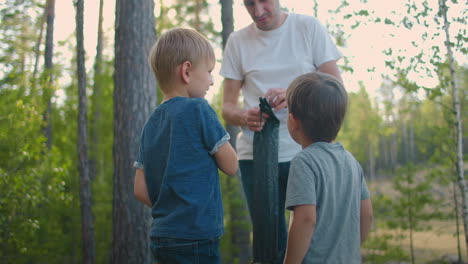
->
[244, 0, 282, 31]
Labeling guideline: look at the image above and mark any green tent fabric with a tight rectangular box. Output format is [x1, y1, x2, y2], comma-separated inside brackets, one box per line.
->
[252, 97, 280, 263]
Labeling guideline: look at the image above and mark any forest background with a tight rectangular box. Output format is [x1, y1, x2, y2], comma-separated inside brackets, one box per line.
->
[0, 0, 467, 263]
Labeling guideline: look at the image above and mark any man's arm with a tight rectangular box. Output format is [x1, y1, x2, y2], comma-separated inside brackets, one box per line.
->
[214, 142, 238, 176]
[222, 78, 266, 132]
[283, 204, 316, 264]
[134, 168, 152, 207]
[317, 60, 343, 83]
[360, 198, 373, 244]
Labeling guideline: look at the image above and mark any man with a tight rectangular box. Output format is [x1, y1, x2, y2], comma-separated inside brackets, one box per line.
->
[220, 0, 343, 263]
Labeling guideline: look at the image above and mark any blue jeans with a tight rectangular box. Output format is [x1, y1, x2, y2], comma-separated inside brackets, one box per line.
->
[239, 160, 290, 264]
[150, 237, 221, 264]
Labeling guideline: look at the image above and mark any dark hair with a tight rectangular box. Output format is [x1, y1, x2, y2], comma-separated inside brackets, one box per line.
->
[286, 72, 347, 143]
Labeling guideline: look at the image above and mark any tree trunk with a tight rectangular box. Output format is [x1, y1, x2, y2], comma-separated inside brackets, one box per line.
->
[221, 0, 252, 262]
[43, 0, 55, 149]
[409, 122, 415, 162]
[220, 0, 233, 49]
[194, 0, 201, 32]
[367, 142, 375, 182]
[76, 0, 96, 263]
[440, 0, 467, 257]
[402, 120, 409, 164]
[112, 1, 156, 263]
[90, 0, 105, 182]
[32, 6, 46, 96]
[453, 182, 463, 263]
[390, 133, 398, 172]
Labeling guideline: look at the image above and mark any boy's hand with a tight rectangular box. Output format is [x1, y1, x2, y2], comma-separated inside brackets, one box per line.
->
[134, 169, 152, 207]
[264, 88, 287, 111]
[243, 107, 269, 132]
[360, 198, 373, 244]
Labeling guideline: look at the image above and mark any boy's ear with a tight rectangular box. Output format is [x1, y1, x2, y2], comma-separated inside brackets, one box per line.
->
[180, 60, 192, 84]
[288, 113, 301, 131]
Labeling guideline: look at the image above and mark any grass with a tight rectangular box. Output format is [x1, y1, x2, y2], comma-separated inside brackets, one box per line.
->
[363, 172, 467, 264]
[372, 221, 466, 263]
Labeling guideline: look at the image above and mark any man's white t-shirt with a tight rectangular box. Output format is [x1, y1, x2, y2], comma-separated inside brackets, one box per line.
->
[220, 13, 342, 162]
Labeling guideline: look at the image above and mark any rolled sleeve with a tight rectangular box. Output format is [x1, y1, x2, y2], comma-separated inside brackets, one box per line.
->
[133, 130, 145, 170]
[133, 161, 144, 170]
[196, 99, 230, 154]
[209, 133, 231, 155]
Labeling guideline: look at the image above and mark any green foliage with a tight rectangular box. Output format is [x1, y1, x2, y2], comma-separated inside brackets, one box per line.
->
[362, 192, 410, 263]
[212, 86, 251, 263]
[363, 234, 410, 263]
[157, 0, 219, 45]
[0, 0, 465, 262]
[89, 59, 114, 264]
[0, 0, 42, 92]
[338, 86, 381, 178]
[389, 164, 444, 230]
[219, 171, 250, 264]
[0, 88, 72, 263]
[385, 163, 445, 262]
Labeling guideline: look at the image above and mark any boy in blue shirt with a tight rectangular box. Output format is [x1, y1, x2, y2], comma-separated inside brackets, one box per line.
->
[133, 28, 238, 264]
[283, 72, 373, 264]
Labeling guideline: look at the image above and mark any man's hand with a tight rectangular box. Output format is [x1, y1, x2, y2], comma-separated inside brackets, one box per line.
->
[243, 106, 269, 132]
[264, 88, 287, 111]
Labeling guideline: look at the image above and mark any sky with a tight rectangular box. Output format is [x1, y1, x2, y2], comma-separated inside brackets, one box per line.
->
[53, 0, 467, 103]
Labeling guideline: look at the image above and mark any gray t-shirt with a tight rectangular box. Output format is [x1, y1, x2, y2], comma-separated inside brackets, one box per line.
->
[286, 142, 370, 263]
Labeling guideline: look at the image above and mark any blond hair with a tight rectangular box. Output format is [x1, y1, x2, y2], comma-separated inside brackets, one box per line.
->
[148, 28, 214, 91]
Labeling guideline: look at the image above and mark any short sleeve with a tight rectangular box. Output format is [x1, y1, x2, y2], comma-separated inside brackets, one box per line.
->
[197, 99, 230, 155]
[285, 156, 317, 210]
[133, 129, 145, 170]
[219, 33, 243, 80]
[359, 165, 370, 200]
[310, 17, 343, 67]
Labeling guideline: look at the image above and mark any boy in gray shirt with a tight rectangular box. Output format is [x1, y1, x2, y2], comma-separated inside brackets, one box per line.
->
[283, 72, 373, 264]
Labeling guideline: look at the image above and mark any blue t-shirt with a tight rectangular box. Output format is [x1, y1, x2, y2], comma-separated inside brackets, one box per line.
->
[134, 97, 230, 240]
[285, 142, 370, 263]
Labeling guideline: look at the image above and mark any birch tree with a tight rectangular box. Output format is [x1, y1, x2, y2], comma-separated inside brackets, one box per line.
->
[439, 0, 467, 256]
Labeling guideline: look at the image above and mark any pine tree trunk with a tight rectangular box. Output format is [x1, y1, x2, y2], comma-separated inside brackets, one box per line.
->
[380, 136, 389, 170]
[112, 1, 156, 263]
[220, 0, 252, 262]
[90, 0, 105, 182]
[194, 0, 201, 32]
[409, 122, 415, 162]
[220, 0, 233, 49]
[367, 142, 375, 182]
[43, 0, 55, 149]
[440, 0, 467, 257]
[390, 133, 398, 171]
[406, 167, 415, 264]
[32, 7, 46, 96]
[402, 120, 409, 164]
[76, 0, 95, 263]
